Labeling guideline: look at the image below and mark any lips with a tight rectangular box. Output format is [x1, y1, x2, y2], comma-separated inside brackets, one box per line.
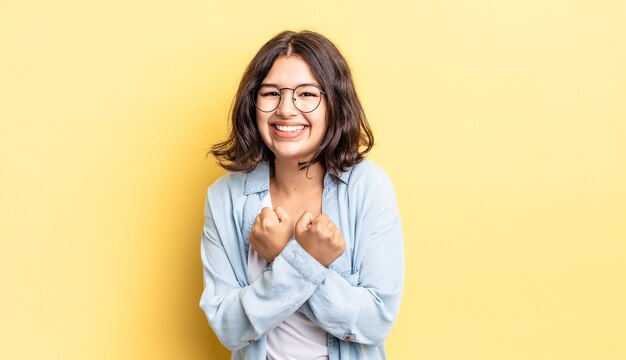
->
[274, 124, 305, 132]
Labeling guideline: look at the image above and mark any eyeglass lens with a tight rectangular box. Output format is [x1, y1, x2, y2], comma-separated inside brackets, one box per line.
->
[255, 85, 323, 113]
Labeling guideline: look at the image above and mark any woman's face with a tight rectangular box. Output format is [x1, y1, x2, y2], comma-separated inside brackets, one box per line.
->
[255, 55, 327, 163]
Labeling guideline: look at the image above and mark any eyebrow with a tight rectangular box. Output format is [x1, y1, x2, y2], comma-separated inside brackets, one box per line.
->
[259, 82, 321, 88]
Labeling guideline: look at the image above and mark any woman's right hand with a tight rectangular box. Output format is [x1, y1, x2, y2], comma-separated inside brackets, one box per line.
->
[295, 212, 345, 267]
[249, 206, 293, 263]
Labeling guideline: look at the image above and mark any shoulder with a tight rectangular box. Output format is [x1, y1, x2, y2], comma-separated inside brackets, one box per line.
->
[339, 159, 398, 212]
[208, 171, 246, 192]
[345, 159, 394, 190]
[205, 160, 270, 207]
[206, 171, 247, 205]
[341, 159, 401, 230]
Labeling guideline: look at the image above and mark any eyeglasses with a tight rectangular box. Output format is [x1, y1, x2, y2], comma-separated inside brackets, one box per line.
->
[254, 84, 325, 113]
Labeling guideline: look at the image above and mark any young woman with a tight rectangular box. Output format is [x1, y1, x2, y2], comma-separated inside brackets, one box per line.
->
[200, 30, 404, 360]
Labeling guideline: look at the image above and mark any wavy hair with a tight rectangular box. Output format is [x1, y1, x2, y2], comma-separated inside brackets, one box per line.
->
[210, 30, 374, 178]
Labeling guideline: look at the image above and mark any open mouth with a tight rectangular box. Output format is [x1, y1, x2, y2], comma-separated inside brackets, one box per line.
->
[273, 124, 305, 132]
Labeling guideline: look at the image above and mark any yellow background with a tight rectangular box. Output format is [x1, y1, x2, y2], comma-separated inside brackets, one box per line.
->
[1, 0, 625, 359]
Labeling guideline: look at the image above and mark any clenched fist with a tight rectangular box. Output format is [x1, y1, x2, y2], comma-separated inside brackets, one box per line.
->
[295, 212, 345, 267]
[249, 206, 293, 263]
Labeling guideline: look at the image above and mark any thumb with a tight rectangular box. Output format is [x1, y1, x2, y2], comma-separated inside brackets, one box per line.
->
[274, 206, 291, 224]
[296, 211, 315, 232]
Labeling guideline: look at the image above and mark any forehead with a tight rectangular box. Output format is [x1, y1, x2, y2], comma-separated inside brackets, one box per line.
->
[262, 55, 320, 87]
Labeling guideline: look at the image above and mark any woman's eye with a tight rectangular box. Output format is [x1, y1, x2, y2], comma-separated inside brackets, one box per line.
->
[260, 91, 280, 97]
[299, 92, 318, 97]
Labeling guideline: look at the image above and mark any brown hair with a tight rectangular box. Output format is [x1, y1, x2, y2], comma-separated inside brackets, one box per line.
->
[210, 30, 374, 177]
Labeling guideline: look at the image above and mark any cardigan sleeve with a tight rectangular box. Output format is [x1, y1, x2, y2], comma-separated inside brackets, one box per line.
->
[199, 187, 330, 351]
[300, 167, 404, 346]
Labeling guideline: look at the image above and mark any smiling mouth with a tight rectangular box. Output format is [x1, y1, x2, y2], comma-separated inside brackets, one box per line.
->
[273, 124, 305, 132]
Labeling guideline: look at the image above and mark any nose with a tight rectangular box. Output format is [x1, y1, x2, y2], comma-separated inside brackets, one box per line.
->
[275, 88, 298, 117]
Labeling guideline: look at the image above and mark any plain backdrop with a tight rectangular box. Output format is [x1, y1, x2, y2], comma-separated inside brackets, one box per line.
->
[1, 0, 625, 359]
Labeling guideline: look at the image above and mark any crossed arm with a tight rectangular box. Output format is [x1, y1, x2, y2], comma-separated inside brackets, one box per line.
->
[199, 183, 403, 351]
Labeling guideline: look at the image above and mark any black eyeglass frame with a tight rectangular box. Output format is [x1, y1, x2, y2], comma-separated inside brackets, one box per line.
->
[253, 84, 326, 113]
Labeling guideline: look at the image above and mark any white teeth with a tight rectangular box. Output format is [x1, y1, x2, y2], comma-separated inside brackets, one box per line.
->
[275, 125, 305, 132]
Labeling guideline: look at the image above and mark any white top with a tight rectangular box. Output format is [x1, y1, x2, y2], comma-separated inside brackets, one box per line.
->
[247, 193, 329, 360]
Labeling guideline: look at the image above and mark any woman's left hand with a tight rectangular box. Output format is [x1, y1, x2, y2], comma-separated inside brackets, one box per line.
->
[294, 211, 345, 267]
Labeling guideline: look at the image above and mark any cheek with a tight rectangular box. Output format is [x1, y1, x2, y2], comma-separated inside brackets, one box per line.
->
[255, 112, 268, 132]
[313, 113, 328, 135]
[255, 112, 272, 145]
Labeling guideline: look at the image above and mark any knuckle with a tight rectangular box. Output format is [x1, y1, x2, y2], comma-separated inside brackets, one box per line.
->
[261, 216, 274, 226]
[333, 235, 344, 248]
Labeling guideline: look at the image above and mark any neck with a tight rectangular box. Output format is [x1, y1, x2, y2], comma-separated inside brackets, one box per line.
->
[271, 158, 325, 195]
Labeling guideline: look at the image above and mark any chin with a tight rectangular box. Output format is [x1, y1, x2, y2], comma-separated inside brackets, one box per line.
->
[271, 148, 316, 163]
